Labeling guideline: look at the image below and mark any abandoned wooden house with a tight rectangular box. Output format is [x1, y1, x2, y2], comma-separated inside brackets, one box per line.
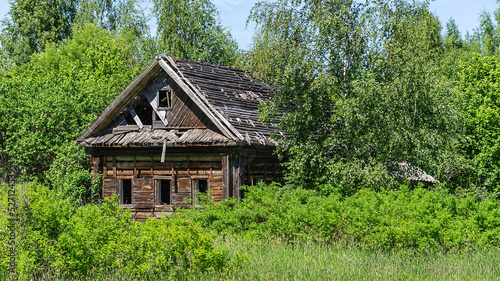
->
[76, 56, 282, 220]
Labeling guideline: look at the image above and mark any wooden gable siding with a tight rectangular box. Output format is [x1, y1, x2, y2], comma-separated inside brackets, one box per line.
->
[165, 76, 211, 128]
[100, 70, 212, 133]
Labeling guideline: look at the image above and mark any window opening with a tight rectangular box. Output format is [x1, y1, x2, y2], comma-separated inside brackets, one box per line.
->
[251, 176, 263, 186]
[120, 179, 132, 205]
[158, 89, 172, 109]
[198, 179, 208, 193]
[193, 179, 208, 202]
[157, 179, 171, 205]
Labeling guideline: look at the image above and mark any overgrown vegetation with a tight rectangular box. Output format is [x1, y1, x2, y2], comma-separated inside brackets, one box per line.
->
[178, 183, 500, 251]
[2, 0, 500, 279]
[0, 183, 239, 279]
[3, 182, 500, 279]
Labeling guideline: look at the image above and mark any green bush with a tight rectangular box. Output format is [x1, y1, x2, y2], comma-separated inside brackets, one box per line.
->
[0, 183, 236, 279]
[55, 198, 235, 278]
[179, 182, 500, 252]
[0, 182, 75, 279]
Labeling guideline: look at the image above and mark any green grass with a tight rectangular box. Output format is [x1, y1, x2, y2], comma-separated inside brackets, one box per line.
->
[189, 236, 500, 280]
[3, 236, 500, 280]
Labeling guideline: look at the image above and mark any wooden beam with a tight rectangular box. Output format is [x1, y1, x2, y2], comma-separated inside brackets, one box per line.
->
[159, 58, 240, 141]
[232, 154, 241, 199]
[222, 155, 230, 199]
[144, 89, 168, 126]
[77, 59, 161, 141]
[128, 106, 144, 129]
[161, 140, 167, 163]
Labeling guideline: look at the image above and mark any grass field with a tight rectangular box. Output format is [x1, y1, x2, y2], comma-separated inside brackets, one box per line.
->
[186, 236, 500, 280]
[2, 235, 500, 280]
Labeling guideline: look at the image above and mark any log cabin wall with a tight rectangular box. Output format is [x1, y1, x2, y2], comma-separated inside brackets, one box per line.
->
[221, 153, 283, 199]
[96, 150, 282, 221]
[99, 154, 223, 221]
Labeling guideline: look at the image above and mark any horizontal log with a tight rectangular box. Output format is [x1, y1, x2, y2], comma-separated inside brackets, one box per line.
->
[153, 170, 173, 175]
[133, 190, 154, 194]
[132, 210, 153, 217]
[103, 191, 116, 198]
[134, 196, 154, 202]
[116, 162, 135, 169]
[117, 170, 134, 176]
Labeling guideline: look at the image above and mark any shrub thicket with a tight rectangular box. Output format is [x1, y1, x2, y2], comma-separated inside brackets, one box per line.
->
[179, 182, 500, 251]
[0, 183, 237, 279]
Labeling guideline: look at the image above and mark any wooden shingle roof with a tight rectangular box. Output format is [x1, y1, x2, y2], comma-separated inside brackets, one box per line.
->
[76, 56, 277, 148]
[168, 57, 276, 146]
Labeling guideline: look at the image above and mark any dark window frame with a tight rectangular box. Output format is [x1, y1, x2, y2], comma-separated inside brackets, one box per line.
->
[157, 88, 172, 111]
[155, 176, 173, 205]
[192, 177, 209, 204]
[119, 177, 133, 207]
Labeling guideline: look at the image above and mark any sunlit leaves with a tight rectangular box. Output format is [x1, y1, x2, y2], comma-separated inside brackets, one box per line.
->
[153, 0, 240, 66]
[459, 54, 500, 193]
[247, 0, 460, 191]
[0, 24, 142, 183]
[0, 0, 77, 64]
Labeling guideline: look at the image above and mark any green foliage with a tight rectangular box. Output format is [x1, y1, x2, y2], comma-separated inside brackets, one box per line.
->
[0, 0, 77, 64]
[478, 11, 500, 56]
[179, 182, 500, 252]
[0, 24, 142, 193]
[458, 53, 500, 195]
[247, 0, 460, 191]
[444, 18, 464, 50]
[153, 0, 240, 66]
[45, 144, 97, 205]
[75, 0, 147, 35]
[0, 183, 236, 279]
[0, 182, 75, 279]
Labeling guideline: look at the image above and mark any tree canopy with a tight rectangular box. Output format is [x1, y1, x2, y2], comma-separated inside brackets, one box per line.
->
[245, 0, 462, 194]
[0, 0, 77, 64]
[153, 0, 240, 66]
[0, 24, 142, 196]
[2, 0, 500, 199]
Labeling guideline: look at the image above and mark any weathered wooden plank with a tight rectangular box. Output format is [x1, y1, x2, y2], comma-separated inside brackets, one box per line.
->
[153, 169, 173, 175]
[211, 170, 223, 176]
[102, 191, 116, 198]
[144, 85, 168, 126]
[160, 58, 240, 140]
[116, 162, 135, 169]
[113, 125, 140, 134]
[128, 106, 144, 129]
[211, 175, 223, 182]
[232, 154, 241, 199]
[222, 155, 230, 199]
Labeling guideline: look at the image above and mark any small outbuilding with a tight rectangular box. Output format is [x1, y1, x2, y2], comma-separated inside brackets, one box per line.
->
[76, 56, 282, 220]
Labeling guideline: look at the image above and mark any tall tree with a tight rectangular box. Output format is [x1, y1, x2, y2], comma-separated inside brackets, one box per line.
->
[74, 0, 152, 65]
[0, 24, 142, 191]
[247, 0, 460, 192]
[458, 54, 500, 196]
[153, 0, 240, 66]
[75, 0, 148, 37]
[444, 18, 463, 50]
[478, 11, 499, 56]
[0, 0, 77, 64]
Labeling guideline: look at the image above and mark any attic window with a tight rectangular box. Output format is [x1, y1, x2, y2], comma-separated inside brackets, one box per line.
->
[158, 89, 172, 110]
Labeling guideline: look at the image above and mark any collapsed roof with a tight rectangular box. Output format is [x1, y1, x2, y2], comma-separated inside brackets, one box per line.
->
[76, 56, 277, 147]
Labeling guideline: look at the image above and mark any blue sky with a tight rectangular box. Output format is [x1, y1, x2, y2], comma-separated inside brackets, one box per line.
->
[0, 0, 499, 50]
